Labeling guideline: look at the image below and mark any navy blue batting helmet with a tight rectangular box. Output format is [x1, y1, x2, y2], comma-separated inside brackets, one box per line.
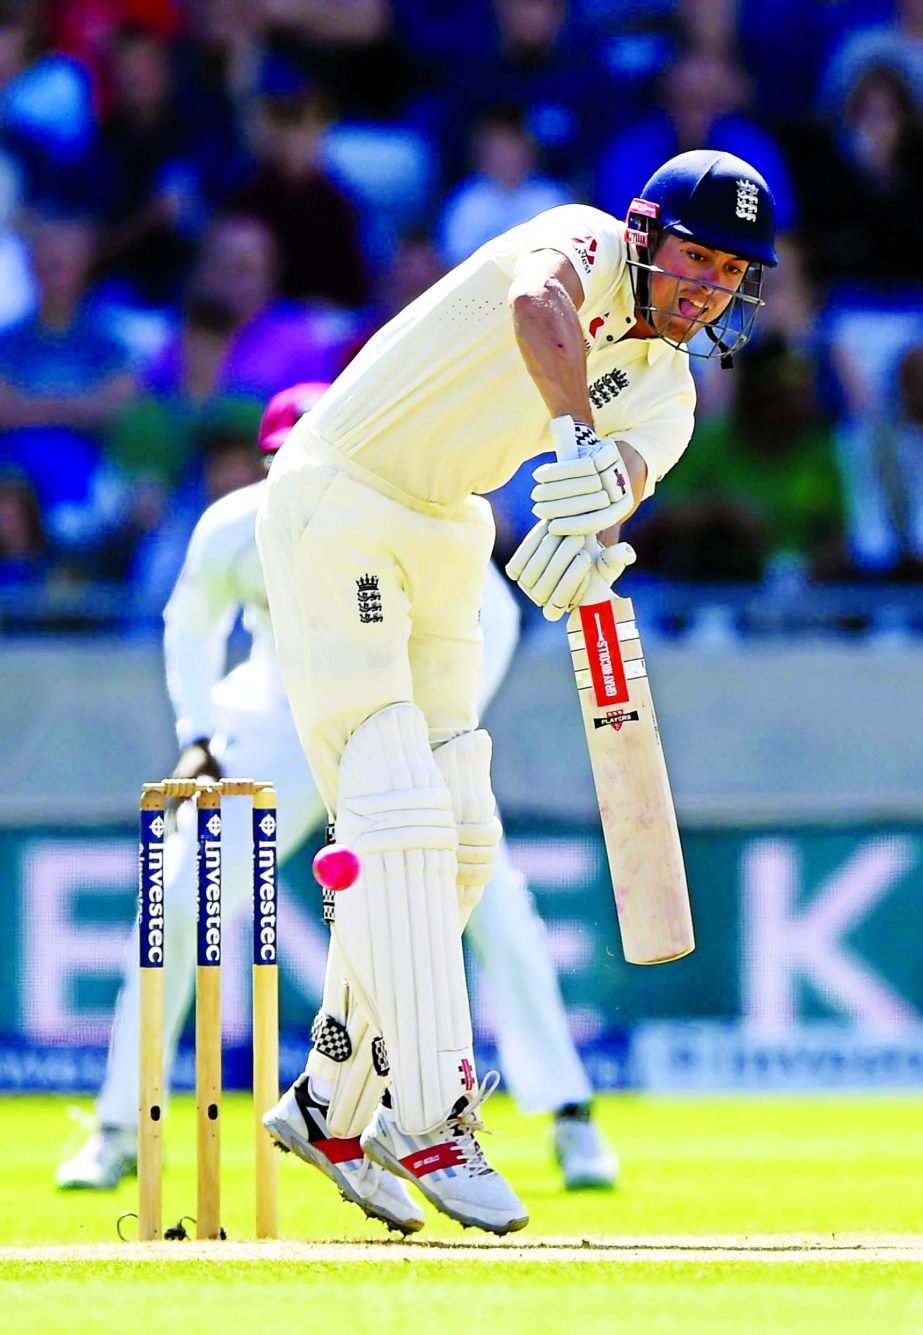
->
[638, 149, 778, 267]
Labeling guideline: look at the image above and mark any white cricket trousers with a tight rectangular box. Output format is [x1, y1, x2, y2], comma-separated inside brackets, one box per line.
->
[256, 439, 495, 809]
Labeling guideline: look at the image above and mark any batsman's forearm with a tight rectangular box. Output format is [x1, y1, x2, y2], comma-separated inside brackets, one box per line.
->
[511, 284, 595, 424]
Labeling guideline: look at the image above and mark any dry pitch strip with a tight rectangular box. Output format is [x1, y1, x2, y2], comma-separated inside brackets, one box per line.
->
[3, 1235, 923, 1264]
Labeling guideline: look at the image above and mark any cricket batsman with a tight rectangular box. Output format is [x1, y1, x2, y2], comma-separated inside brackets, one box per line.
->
[57, 386, 616, 1224]
[256, 150, 778, 1235]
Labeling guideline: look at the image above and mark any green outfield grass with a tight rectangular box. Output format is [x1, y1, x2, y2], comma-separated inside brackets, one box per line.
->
[2, 1092, 923, 1334]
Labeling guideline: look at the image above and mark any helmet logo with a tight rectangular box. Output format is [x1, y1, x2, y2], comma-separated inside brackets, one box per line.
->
[735, 179, 760, 222]
[626, 197, 659, 251]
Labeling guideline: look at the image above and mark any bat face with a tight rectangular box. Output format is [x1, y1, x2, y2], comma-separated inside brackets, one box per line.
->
[567, 592, 694, 965]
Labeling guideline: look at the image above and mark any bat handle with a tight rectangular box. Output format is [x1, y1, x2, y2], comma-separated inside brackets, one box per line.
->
[551, 418, 619, 607]
[550, 416, 582, 464]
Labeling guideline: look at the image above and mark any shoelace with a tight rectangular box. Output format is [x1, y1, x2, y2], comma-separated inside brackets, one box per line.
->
[446, 1070, 501, 1177]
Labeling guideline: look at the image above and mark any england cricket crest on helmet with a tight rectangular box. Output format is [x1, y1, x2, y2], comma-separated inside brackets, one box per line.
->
[625, 149, 778, 366]
[734, 178, 760, 222]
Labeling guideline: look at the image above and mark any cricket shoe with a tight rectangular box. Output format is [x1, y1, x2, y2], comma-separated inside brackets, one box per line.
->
[262, 1076, 424, 1235]
[360, 1072, 529, 1236]
[56, 1123, 138, 1190]
[552, 1103, 619, 1190]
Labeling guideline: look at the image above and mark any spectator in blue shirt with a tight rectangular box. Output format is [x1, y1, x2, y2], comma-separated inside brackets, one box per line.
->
[0, 1, 96, 205]
[0, 212, 136, 557]
[437, 106, 573, 267]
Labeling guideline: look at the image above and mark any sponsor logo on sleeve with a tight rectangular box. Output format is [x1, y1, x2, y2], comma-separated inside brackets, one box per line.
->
[571, 233, 598, 274]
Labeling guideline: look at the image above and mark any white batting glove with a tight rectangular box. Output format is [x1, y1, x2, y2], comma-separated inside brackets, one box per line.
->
[531, 417, 633, 537]
[506, 521, 591, 621]
[595, 539, 636, 589]
[506, 522, 636, 622]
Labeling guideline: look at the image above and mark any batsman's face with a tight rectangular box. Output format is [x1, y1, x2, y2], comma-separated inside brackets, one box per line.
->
[647, 234, 747, 344]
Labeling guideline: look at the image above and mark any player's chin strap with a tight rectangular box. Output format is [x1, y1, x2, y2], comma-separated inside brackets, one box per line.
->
[705, 325, 736, 371]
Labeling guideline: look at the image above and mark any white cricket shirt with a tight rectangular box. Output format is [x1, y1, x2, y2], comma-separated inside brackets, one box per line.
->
[294, 203, 695, 510]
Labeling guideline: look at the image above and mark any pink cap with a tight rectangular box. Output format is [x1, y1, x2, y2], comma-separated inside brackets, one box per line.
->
[258, 382, 330, 453]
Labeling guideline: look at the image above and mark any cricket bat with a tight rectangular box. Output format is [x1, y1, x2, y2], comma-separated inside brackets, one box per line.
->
[555, 425, 694, 964]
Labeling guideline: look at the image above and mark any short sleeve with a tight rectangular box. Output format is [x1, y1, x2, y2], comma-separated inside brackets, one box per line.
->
[513, 204, 628, 305]
[618, 382, 697, 501]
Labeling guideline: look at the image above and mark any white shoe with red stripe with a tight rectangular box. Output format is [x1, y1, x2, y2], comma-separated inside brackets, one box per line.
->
[263, 1077, 424, 1235]
[359, 1071, 528, 1235]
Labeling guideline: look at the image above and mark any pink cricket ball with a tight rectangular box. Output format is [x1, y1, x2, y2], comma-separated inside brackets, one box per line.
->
[312, 843, 361, 891]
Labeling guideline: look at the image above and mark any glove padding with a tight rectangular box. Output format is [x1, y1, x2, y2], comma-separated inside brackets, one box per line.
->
[531, 421, 633, 537]
[506, 520, 636, 621]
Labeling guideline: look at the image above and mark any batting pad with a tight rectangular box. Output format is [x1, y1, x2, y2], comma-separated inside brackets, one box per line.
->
[306, 939, 389, 1138]
[433, 729, 503, 928]
[334, 703, 477, 1134]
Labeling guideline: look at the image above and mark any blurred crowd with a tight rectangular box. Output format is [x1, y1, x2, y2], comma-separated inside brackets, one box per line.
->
[3, 0, 923, 631]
